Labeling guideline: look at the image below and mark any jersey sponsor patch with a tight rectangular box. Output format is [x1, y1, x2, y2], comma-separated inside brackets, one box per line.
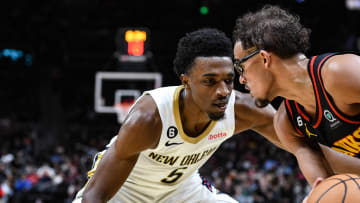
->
[323, 109, 341, 129]
[208, 132, 227, 140]
[324, 109, 336, 122]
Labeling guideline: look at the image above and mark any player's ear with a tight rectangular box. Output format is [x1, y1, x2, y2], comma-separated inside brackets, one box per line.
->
[260, 50, 271, 69]
[180, 74, 189, 88]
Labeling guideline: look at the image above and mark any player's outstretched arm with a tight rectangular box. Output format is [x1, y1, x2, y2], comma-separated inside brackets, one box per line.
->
[274, 102, 334, 186]
[82, 95, 162, 203]
[234, 91, 283, 149]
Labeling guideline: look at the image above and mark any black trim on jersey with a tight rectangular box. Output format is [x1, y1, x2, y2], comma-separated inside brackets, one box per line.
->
[285, 51, 360, 130]
[284, 100, 320, 150]
[313, 51, 360, 124]
[284, 51, 360, 153]
[284, 100, 304, 136]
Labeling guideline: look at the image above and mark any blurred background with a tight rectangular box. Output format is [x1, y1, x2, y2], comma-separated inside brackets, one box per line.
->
[0, 0, 359, 202]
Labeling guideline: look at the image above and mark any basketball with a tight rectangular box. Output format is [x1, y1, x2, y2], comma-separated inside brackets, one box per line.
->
[307, 174, 360, 203]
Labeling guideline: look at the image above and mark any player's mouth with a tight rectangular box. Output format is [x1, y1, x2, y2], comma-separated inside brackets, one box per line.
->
[213, 102, 228, 111]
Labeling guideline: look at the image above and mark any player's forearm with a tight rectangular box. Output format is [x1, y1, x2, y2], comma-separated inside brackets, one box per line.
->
[82, 147, 140, 202]
[253, 124, 285, 150]
[263, 130, 284, 150]
[319, 144, 360, 175]
[82, 179, 119, 203]
[295, 147, 334, 186]
[82, 190, 107, 203]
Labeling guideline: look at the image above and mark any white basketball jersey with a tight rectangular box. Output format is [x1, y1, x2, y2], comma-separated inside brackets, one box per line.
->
[118, 85, 236, 197]
[78, 86, 236, 202]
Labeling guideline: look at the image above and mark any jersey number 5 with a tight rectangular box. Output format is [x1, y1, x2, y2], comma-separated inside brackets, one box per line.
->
[161, 167, 188, 184]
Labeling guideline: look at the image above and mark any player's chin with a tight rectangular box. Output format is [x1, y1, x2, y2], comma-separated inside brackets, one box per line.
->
[208, 111, 225, 121]
[255, 98, 270, 108]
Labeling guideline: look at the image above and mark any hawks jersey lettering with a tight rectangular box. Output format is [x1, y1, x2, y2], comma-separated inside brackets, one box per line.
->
[87, 86, 236, 199]
[285, 52, 360, 158]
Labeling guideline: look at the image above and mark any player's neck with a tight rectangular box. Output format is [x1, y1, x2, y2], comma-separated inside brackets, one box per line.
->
[180, 89, 212, 137]
[275, 54, 317, 110]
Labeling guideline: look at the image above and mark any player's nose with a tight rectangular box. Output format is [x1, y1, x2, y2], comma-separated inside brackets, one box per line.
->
[239, 75, 247, 84]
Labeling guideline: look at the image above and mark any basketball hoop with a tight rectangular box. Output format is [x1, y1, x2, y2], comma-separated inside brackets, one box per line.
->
[114, 100, 134, 123]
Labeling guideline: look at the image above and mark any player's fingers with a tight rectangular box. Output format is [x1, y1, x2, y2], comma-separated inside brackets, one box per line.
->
[313, 177, 324, 187]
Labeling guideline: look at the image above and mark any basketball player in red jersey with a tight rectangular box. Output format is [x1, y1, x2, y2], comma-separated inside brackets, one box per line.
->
[233, 5, 360, 188]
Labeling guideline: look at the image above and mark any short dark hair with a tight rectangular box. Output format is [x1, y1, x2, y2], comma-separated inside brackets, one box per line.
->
[233, 5, 311, 58]
[173, 28, 233, 77]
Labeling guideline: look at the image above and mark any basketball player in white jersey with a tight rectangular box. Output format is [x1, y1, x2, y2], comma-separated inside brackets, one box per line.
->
[74, 28, 282, 203]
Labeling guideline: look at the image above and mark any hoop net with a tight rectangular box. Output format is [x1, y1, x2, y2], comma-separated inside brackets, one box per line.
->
[114, 99, 135, 123]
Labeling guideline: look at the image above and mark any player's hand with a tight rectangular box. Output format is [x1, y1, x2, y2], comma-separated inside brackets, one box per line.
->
[302, 177, 324, 203]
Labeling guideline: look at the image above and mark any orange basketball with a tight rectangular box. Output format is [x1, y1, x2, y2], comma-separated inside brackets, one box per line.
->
[307, 174, 360, 203]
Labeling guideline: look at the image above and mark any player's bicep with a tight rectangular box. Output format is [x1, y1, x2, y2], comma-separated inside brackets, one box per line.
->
[114, 94, 162, 158]
[83, 95, 161, 201]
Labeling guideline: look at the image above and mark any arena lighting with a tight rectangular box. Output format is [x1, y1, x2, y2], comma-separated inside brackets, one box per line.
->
[200, 6, 209, 15]
[0, 48, 32, 66]
[346, 0, 360, 10]
[1, 49, 23, 61]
